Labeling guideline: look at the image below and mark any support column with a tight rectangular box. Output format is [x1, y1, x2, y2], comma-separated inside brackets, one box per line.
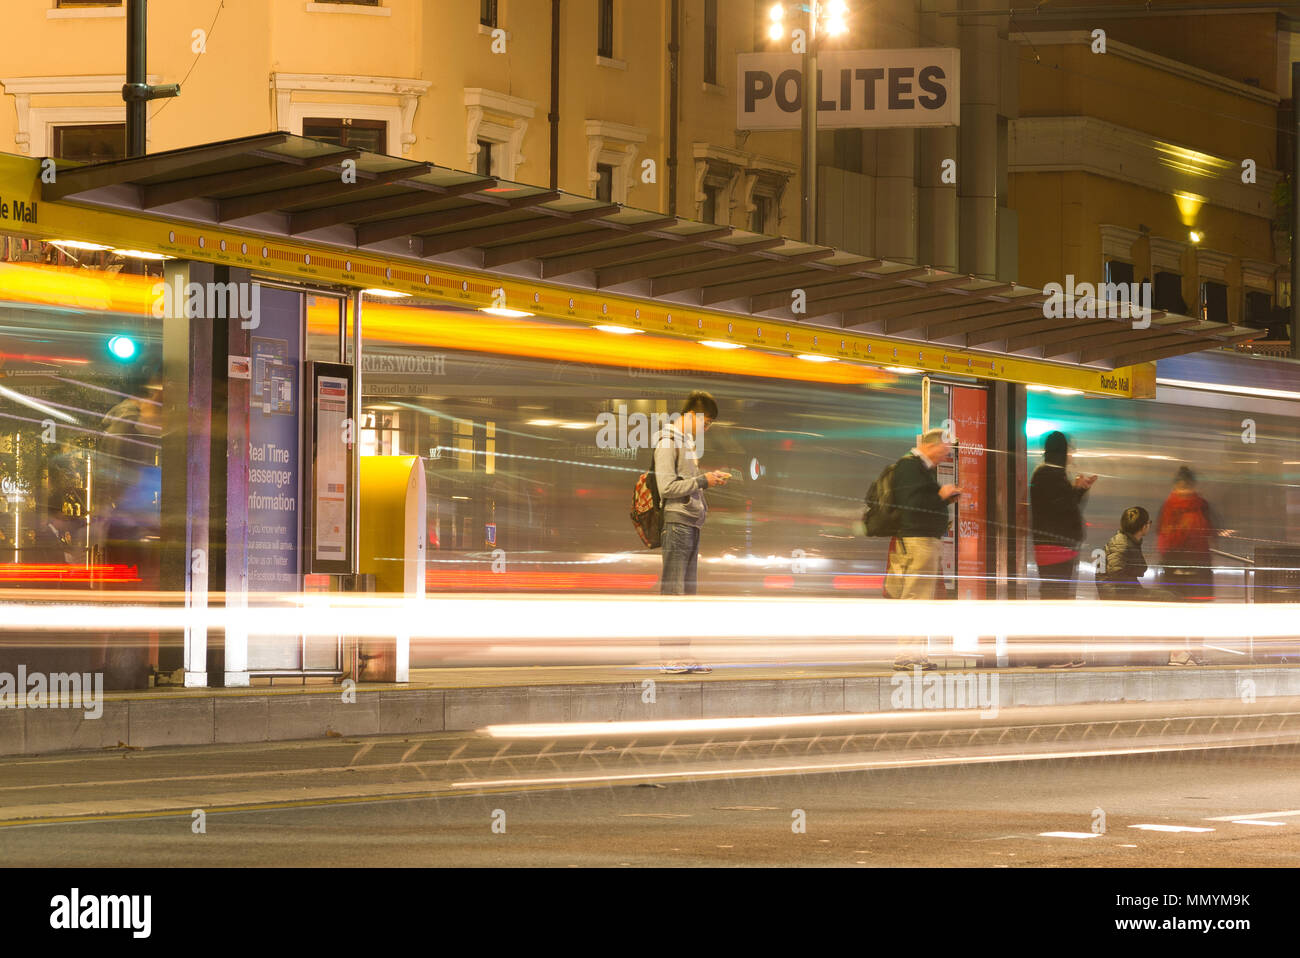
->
[958, 4, 1000, 279]
[159, 261, 219, 687]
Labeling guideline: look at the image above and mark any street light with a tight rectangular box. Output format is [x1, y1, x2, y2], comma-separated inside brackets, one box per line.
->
[768, 2, 851, 244]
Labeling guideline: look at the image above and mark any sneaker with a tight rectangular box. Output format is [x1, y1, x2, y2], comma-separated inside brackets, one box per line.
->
[684, 661, 713, 674]
[659, 662, 690, 674]
[916, 659, 939, 672]
[893, 658, 916, 671]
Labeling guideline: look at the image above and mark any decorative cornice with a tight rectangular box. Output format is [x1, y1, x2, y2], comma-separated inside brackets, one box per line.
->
[1149, 236, 1189, 272]
[1194, 247, 1232, 281]
[1010, 115, 1279, 220]
[1241, 257, 1280, 289]
[1010, 31, 1281, 105]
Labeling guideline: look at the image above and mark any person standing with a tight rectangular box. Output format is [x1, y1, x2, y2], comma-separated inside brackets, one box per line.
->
[885, 428, 963, 671]
[1156, 466, 1216, 665]
[1030, 430, 1096, 601]
[654, 391, 731, 674]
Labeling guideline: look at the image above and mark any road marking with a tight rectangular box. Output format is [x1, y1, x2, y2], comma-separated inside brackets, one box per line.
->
[1128, 824, 1214, 833]
[1038, 831, 1101, 838]
[1206, 809, 1300, 821]
[1229, 820, 1286, 826]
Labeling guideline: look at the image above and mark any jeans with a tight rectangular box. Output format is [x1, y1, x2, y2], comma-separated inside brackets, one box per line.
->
[659, 522, 701, 661]
[660, 522, 701, 596]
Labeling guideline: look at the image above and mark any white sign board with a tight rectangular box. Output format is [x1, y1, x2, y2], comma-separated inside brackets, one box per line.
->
[738, 48, 960, 130]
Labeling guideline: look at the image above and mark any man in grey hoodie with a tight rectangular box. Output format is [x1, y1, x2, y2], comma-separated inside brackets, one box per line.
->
[655, 391, 731, 672]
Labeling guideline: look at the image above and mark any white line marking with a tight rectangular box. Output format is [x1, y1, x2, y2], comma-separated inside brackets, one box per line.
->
[1229, 820, 1286, 826]
[1128, 824, 1214, 833]
[1206, 809, 1300, 821]
[1038, 831, 1102, 839]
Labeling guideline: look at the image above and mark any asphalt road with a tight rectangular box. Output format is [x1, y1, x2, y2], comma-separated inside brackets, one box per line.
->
[2, 707, 1299, 866]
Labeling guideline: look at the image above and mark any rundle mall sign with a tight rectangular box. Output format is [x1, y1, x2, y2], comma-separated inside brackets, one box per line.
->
[738, 48, 961, 130]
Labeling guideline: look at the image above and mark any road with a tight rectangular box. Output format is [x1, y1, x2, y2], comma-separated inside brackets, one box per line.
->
[2, 701, 1300, 866]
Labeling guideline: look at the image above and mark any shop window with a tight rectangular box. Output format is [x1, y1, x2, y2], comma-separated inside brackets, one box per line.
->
[52, 124, 125, 163]
[598, 0, 615, 58]
[1153, 271, 1186, 314]
[1199, 280, 1228, 324]
[703, 0, 719, 85]
[476, 140, 495, 177]
[750, 193, 772, 234]
[1244, 290, 1272, 328]
[702, 185, 720, 225]
[595, 163, 614, 204]
[301, 117, 387, 154]
[1104, 259, 1134, 289]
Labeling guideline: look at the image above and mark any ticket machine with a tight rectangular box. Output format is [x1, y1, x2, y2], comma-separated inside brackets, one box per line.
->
[355, 455, 426, 681]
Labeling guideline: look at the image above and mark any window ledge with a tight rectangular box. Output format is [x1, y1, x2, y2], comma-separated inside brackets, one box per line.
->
[477, 23, 510, 37]
[596, 56, 627, 71]
[304, 2, 392, 16]
[702, 81, 725, 95]
[47, 7, 125, 19]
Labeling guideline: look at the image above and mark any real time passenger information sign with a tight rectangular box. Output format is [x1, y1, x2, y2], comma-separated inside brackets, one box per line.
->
[738, 48, 960, 130]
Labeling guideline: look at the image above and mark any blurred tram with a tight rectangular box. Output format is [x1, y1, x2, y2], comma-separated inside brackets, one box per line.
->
[3, 257, 1300, 602]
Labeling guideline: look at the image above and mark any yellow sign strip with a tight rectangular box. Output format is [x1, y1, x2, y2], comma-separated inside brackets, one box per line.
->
[0, 155, 1153, 397]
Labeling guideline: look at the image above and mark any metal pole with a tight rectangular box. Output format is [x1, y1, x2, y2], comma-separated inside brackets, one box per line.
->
[126, 0, 147, 158]
[351, 289, 363, 577]
[800, 2, 818, 243]
[1292, 62, 1300, 359]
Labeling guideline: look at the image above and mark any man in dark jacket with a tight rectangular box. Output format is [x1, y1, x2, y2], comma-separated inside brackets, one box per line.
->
[1030, 431, 1096, 600]
[884, 428, 963, 671]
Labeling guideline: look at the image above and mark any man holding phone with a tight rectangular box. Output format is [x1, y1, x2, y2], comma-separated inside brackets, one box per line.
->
[886, 428, 963, 671]
[655, 390, 730, 673]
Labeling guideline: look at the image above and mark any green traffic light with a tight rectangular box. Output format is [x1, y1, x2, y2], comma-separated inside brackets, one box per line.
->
[107, 335, 138, 361]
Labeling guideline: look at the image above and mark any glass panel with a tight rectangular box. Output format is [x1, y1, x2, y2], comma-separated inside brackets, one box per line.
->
[355, 298, 926, 596]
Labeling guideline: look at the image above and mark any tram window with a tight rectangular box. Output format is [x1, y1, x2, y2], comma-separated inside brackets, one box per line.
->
[481, 0, 498, 27]
[1200, 280, 1228, 324]
[52, 124, 125, 163]
[595, 164, 614, 203]
[56, 1, 122, 6]
[302, 117, 387, 155]
[312, 0, 381, 5]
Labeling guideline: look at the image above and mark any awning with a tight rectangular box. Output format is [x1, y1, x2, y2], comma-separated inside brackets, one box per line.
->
[24, 132, 1257, 392]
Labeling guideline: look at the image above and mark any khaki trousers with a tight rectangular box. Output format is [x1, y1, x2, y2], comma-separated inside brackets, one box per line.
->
[884, 537, 940, 659]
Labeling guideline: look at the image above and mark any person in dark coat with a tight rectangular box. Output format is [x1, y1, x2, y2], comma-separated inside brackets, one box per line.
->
[883, 428, 963, 671]
[1029, 431, 1096, 600]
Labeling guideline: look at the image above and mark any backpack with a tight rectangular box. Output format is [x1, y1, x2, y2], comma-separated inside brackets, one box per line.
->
[863, 460, 903, 537]
[631, 447, 665, 548]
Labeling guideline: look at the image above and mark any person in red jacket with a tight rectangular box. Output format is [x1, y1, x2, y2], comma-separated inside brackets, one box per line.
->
[1156, 466, 1217, 665]
[1156, 467, 1215, 601]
